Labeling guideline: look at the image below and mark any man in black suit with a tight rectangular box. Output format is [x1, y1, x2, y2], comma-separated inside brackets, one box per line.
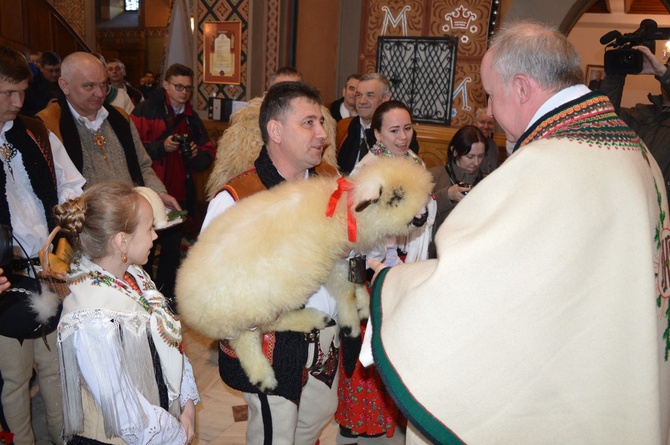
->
[329, 74, 360, 122]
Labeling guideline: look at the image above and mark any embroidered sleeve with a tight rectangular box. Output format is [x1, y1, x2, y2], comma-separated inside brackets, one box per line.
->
[179, 355, 200, 407]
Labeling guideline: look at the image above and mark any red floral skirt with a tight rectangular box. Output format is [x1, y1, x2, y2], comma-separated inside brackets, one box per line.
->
[335, 321, 404, 437]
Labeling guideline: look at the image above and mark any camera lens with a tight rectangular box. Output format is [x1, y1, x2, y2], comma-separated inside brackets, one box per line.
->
[605, 48, 643, 75]
[179, 139, 191, 159]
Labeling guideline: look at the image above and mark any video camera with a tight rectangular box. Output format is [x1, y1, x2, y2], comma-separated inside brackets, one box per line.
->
[601, 19, 670, 75]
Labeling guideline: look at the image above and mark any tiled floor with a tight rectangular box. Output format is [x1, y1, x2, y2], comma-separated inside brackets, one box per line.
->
[181, 324, 339, 444]
[32, 323, 339, 444]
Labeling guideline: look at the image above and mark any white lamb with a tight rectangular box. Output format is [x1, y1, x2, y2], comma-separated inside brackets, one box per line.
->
[175, 156, 433, 391]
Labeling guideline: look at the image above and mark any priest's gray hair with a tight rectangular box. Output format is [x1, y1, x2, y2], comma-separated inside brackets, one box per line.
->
[488, 21, 583, 93]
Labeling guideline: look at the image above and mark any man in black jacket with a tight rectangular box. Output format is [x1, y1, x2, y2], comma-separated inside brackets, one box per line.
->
[337, 72, 419, 174]
[329, 73, 360, 122]
[600, 45, 670, 205]
[20, 51, 61, 116]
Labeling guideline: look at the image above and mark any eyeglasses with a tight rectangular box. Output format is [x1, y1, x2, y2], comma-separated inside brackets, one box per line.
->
[169, 82, 194, 93]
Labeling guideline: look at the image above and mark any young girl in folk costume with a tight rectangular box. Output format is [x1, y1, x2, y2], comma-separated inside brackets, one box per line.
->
[54, 181, 199, 445]
[336, 100, 435, 444]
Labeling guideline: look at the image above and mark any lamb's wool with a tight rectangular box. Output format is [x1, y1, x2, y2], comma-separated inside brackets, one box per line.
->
[177, 157, 433, 390]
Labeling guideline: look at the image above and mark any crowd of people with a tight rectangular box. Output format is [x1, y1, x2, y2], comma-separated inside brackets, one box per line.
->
[1, 17, 670, 445]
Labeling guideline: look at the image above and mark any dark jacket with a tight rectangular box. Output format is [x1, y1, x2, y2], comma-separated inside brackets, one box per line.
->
[601, 70, 670, 202]
[131, 89, 216, 204]
[329, 97, 345, 121]
[20, 72, 60, 117]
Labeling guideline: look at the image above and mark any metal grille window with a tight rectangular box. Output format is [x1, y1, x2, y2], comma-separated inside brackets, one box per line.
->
[376, 36, 459, 125]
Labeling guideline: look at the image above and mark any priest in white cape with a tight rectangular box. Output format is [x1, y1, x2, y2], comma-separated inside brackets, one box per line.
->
[366, 21, 670, 445]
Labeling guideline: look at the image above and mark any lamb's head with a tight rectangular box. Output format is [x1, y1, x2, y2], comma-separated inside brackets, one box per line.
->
[347, 157, 433, 249]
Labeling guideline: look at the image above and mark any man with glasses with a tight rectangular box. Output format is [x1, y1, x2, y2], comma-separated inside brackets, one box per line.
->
[131, 63, 215, 309]
[37, 51, 179, 218]
[21, 51, 62, 116]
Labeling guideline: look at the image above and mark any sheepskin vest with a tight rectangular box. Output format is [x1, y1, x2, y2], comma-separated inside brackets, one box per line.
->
[217, 146, 337, 404]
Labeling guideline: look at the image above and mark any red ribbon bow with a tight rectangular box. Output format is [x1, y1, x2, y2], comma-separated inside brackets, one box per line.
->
[325, 177, 357, 242]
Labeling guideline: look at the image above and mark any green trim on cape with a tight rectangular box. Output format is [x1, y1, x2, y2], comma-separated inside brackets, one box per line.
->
[370, 267, 465, 445]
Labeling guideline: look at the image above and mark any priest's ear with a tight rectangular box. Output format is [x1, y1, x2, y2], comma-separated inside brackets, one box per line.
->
[513, 74, 534, 105]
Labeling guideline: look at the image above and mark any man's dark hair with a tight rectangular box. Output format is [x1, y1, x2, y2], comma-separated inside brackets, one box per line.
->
[164, 63, 193, 82]
[39, 51, 61, 67]
[259, 81, 322, 145]
[268, 66, 303, 86]
[346, 73, 362, 83]
[0, 46, 32, 83]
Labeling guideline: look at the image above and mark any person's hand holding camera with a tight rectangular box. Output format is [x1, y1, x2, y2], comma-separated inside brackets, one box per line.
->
[186, 140, 198, 159]
[633, 45, 668, 77]
[164, 134, 180, 153]
[448, 184, 471, 202]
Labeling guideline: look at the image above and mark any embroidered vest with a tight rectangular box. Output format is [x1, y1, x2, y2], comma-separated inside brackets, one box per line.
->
[0, 116, 58, 235]
[216, 151, 337, 403]
[37, 101, 144, 186]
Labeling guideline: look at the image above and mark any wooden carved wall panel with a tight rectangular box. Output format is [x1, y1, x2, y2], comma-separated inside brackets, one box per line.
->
[360, 0, 496, 125]
[360, 1, 426, 67]
[54, 0, 85, 37]
[264, 0, 281, 89]
[197, 0, 249, 108]
[429, 1, 490, 57]
[450, 62, 486, 127]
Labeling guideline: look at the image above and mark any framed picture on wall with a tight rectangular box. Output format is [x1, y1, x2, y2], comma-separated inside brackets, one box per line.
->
[204, 21, 242, 84]
[585, 65, 605, 90]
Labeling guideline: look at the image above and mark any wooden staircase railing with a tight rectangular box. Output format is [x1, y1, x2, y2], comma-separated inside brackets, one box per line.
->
[0, 0, 90, 57]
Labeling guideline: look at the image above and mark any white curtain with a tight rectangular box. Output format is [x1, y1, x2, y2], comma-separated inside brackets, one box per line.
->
[164, 0, 194, 73]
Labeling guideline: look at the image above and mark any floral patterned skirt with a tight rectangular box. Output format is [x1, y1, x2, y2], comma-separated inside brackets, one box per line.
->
[334, 321, 404, 438]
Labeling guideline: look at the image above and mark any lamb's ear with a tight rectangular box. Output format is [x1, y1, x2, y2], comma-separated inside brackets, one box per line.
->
[355, 186, 382, 212]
